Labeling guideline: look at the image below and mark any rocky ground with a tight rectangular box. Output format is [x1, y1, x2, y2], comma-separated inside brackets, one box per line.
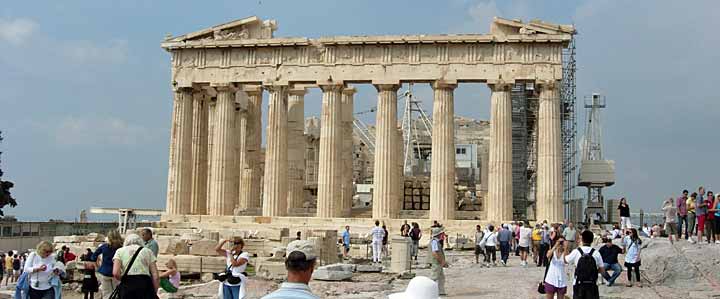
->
[2, 237, 718, 299]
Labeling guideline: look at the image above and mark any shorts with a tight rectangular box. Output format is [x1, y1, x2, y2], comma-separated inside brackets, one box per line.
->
[343, 244, 350, 253]
[13, 270, 20, 276]
[518, 246, 529, 253]
[697, 214, 706, 232]
[665, 222, 678, 235]
[544, 282, 567, 295]
[620, 216, 632, 229]
[715, 217, 720, 233]
[475, 245, 485, 256]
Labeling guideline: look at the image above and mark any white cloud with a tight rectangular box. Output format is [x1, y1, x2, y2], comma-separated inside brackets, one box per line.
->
[0, 17, 37, 45]
[468, 0, 501, 28]
[61, 39, 129, 64]
[53, 116, 151, 147]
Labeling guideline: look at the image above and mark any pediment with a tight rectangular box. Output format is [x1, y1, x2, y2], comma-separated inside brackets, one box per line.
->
[167, 16, 277, 42]
[491, 17, 576, 36]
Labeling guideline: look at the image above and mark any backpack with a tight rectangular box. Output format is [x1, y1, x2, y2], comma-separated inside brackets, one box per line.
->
[409, 228, 421, 241]
[574, 248, 598, 285]
[12, 258, 20, 270]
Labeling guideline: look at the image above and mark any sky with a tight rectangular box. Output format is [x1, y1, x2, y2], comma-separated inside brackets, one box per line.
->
[1, 0, 718, 221]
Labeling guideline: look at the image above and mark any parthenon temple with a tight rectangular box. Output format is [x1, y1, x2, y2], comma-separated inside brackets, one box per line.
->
[161, 16, 576, 225]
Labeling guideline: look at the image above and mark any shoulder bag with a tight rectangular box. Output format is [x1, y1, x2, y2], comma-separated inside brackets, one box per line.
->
[108, 246, 143, 299]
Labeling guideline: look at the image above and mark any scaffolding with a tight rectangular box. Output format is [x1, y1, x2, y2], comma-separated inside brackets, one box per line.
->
[511, 83, 537, 219]
[561, 36, 579, 221]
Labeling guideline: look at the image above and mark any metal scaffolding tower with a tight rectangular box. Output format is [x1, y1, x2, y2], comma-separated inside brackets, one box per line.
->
[561, 36, 579, 221]
[511, 83, 537, 219]
[399, 84, 433, 175]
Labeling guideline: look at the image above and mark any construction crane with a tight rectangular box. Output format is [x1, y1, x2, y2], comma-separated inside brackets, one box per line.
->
[89, 207, 164, 234]
[578, 93, 615, 225]
[353, 108, 377, 155]
[399, 84, 433, 175]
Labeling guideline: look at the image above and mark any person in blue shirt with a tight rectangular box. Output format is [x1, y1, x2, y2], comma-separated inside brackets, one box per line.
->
[262, 240, 320, 299]
[341, 226, 351, 259]
[92, 230, 123, 299]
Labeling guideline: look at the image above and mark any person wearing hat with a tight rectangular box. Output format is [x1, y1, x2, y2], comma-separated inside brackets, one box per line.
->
[428, 227, 448, 296]
[262, 240, 320, 299]
[389, 276, 440, 299]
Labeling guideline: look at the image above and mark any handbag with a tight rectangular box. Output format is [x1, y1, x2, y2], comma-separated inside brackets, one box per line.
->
[108, 246, 143, 299]
[214, 251, 244, 285]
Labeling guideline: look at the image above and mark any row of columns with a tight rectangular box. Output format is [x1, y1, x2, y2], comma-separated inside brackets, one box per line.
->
[166, 80, 564, 223]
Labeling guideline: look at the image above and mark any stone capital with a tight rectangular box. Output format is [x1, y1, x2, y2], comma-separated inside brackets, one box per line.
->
[262, 84, 288, 93]
[341, 86, 357, 95]
[373, 84, 400, 92]
[209, 82, 238, 93]
[487, 80, 513, 92]
[241, 84, 263, 96]
[431, 80, 457, 90]
[536, 79, 560, 91]
[172, 86, 194, 93]
[318, 82, 344, 93]
[288, 84, 311, 96]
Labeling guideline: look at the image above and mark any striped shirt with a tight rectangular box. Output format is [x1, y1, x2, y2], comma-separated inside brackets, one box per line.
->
[371, 226, 385, 243]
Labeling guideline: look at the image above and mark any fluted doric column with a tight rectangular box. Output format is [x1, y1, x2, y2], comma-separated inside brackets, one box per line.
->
[429, 81, 457, 221]
[287, 86, 307, 214]
[395, 127, 405, 213]
[536, 80, 564, 223]
[239, 86, 262, 212]
[340, 87, 356, 217]
[487, 82, 514, 222]
[166, 87, 194, 215]
[373, 84, 400, 219]
[189, 89, 209, 215]
[316, 83, 344, 218]
[262, 85, 289, 217]
[235, 92, 248, 214]
[208, 84, 237, 216]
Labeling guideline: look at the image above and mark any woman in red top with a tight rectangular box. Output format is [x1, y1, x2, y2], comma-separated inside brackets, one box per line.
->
[704, 191, 716, 243]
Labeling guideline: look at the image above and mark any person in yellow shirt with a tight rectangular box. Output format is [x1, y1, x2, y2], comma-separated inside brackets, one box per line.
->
[531, 224, 542, 265]
[3, 251, 13, 286]
[686, 193, 697, 239]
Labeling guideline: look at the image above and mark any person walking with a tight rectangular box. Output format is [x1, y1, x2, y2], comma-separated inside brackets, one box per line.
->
[370, 220, 385, 264]
[112, 234, 160, 299]
[543, 237, 568, 299]
[703, 191, 716, 244]
[473, 225, 485, 264]
[409, 223, 422, 262]
[518, 222, 533, 268]
[24, 241, 58, 299]
[481, 225, 498, 267]
[623, 228, 643, 287]
[562, 222, 579, 251]
[497, 224, 512, 266]
[538, 225, 552, 267]
[662, 198, 678, 244]
[382, 224, 389, 257]
[429, 227, 448, 296]
[532, 224, 542, 265]
[618, 198, 632, 230]
[261, 240, 320, 299]
[341, 226, 351, 259]
[4, 251, 13, 285]
[564, 230, 605, 299]
[687, 192, 697, 240]
[215, 237, 250, 299]
[92, 230, 123, 299]
[81, 252, 99, 299]
[598, 235, 623, 287]
[712, 194, 720, 244]
[140, 228, 159, 257]
[677, 190, 689, 240]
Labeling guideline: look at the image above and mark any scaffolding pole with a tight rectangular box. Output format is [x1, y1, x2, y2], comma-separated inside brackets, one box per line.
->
[561, 36, 579, 221]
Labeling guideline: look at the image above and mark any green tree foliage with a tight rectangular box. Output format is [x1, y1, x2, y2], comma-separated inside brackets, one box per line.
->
[0, 131, 17, 216]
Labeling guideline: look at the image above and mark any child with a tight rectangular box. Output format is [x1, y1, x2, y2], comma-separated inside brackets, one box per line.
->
[159, 259, 181, 294]
[81, 257, 99, 299]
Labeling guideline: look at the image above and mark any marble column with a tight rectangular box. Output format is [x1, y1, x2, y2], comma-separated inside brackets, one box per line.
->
[262, 85, 289, 217]
[536, 80, 564, 223]
[189, 89, 209, 215]
[372, 84, 400, 219]
[239, 86, 263, 212]
[316, 83, 344, 218]
[207, 84, 237, 216]
[396, 127, 405, 214]
[340, 87, 356, 217]
[429, 81, 457, 221]
[166, 87, 194, 215]
[287, 86, 307, 214]
[206, 98, 216, 208]
[487, 82, 513, 222]
[235, 93, 248, 214]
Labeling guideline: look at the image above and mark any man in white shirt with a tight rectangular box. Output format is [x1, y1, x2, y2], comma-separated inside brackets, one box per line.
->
[517, 222, 533, 267]
[564, 230, 605, 299]
[429, 227, 448, 295]
[370, 220, 385, 264]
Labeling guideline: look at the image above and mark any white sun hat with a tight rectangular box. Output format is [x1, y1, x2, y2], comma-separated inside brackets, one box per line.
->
[388, 276, 440, 299]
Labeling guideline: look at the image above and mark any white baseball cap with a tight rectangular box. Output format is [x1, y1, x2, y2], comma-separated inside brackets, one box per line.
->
[388, 276, 440, 299]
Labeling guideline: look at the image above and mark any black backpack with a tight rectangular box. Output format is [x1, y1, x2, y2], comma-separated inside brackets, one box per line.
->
[410, 228, 420, 241]
[574, 248, 598, 285]
[12, 258, 20, 270]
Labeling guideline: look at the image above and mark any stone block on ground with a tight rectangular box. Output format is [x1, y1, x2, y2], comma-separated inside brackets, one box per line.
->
[158, 255, 202, 273]
[159, 237, 190, 255]
[189, 239, 219, 256]
[356, 264, 382, 273]
[243, 239, 270, 257]
[53, 235, 84, 243]
[267, 246, 286, 261]
[180, 233, 203, 242]
[312, 264, 353, 281]
[200, 256, 227, 273]
[255, 260, 287, 280]
[84, 233, 106, 242]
